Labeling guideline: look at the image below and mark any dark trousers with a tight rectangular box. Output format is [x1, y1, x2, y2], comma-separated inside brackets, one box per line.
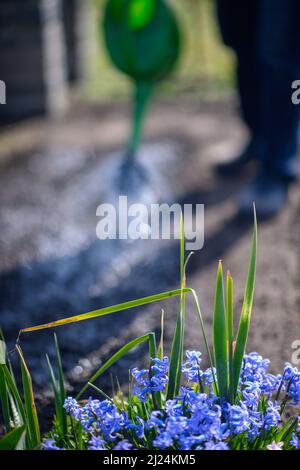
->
[217, 0, 300, 180]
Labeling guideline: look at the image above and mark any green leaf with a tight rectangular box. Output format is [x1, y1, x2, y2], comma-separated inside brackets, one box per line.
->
[54, 334, 67, 436]
[188, 288, 217, 388]
[87, 383, 112, 402]
[167, 311, 184, 400]
[8, 393, 23, 431]
[180, 211, 185, 285]
[0, 335, 10, 429]
[46, 354, 65, 439]
[279, 417, 298, 444]
[19, 281, 218, 397]
[0, 338, 6, 365]
[157, 309, 164, 360]
[213, 261, 228, 398]
[19, 288, 188, 335]
[0, 366, 10, 430]
[76, 333, 156, 399]
[167, 213, 185, 399]
[232, 206, 257, 398]
[148, 331, 157, 359]
[16, 346, 40, 449]
[226, 271, 234, 403]
[2, 365, 26, 427]
[147, 333, 162, 409]
[0, 425, 25, 450]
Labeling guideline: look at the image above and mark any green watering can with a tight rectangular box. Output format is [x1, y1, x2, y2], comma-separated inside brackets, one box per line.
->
[103, 0, 181, 169]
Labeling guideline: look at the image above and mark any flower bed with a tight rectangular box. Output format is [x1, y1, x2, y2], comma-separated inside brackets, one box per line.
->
[0, 212, 299, 451]
[43, 352, 300, 451]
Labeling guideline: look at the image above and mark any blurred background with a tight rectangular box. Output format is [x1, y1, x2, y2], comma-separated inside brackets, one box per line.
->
[0, 0, 299, 421]
[0, 0, 234, 123]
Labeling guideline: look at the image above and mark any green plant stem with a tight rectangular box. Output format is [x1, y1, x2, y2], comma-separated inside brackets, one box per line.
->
[167, 214, 186, 399]
[76, 333, 156, 399]
[213, 262, 228, 399]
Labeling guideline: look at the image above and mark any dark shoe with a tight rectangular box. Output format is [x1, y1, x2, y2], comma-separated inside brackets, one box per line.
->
[238, 173, 288, 219]
[215, 150, 255, 176]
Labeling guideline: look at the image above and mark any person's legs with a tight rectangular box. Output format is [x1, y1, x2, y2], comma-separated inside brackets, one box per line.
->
[215, 0, 263, 175]
[238, 0, 300, 217]
[258, 0, 300, 181]
[236, 53, 264, 161]
[216, 0, 258, 52]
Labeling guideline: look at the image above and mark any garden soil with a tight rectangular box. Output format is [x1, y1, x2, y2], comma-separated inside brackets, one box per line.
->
[0, 96, 299, 426]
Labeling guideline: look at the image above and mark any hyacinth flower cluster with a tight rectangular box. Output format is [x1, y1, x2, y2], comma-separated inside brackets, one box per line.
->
[43, 351, 300, 451]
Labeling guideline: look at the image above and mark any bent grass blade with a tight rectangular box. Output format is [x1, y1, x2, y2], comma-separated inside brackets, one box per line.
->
[19, 289, 189, 336]
[18, 207, 216, 401]
[76, 333, 157, 399]
[18, 285, 215, 392]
